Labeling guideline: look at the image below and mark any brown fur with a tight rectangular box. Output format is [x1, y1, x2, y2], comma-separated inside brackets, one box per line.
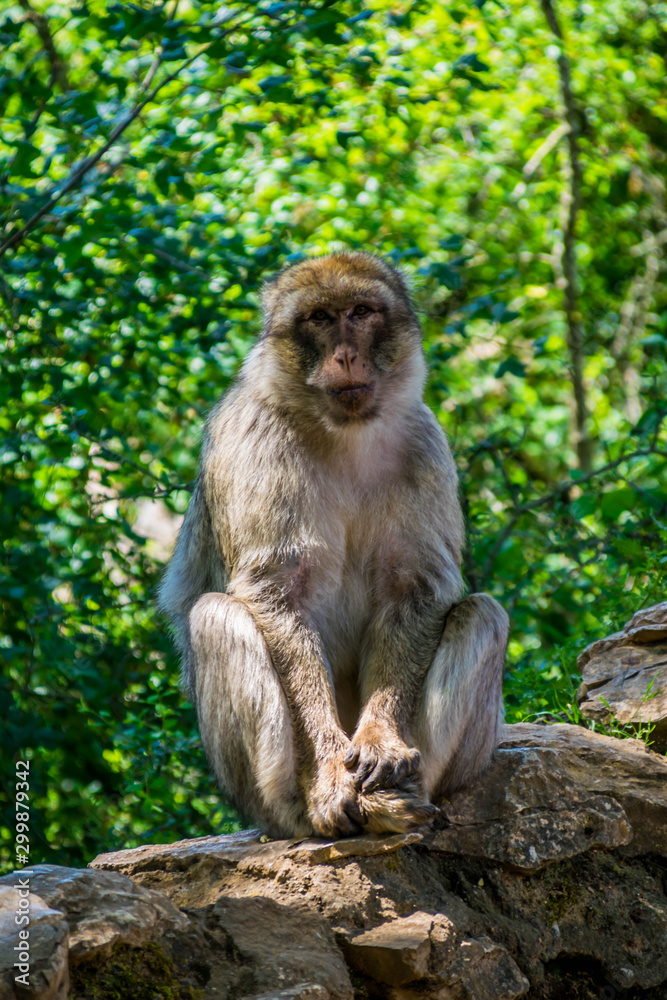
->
[159, 252, 509, 839]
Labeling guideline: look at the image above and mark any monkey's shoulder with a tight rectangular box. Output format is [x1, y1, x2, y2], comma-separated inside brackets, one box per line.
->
[203, 387, 303, 476]
[399, 403, 457, 482]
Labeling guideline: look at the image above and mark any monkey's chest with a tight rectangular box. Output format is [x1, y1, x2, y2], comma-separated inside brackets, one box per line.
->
[304, 526, 375, 677]
[302, 489, 397, 675]
[312, 568, 369, 736]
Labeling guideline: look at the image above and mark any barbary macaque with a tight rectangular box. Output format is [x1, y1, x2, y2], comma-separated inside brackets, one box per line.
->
[159, 252, 508, 838]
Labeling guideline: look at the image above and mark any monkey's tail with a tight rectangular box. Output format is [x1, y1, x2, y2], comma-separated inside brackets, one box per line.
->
[357, 784, 437, 834]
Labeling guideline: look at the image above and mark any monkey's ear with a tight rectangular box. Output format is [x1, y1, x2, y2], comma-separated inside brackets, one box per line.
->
[374, 253, 415, 302]
[260, 259, 301, 330]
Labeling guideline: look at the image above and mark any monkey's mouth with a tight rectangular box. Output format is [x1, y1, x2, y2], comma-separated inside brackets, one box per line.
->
[326, 383, 375, 401]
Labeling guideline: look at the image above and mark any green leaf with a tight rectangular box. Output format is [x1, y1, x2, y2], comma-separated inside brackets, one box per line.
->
[600, 488, 636, 521]
[632, 407, 662, 438]
[347, 11, 374, 24]
[613, 538, 643, 559]
[336, 130, 359, 148]
[259, 74, 291, 93]
[426, 261, 463, 290]
[453, 53, 490, 73]
[301, 10, 345, 44]
[439, 235, 464, 250]
[492, 302, 520, 323]
[495, 357, 526, 378]
[570, 494, 597, 518]
[11, 140, 40, 177]
[128, 228, 155, 245]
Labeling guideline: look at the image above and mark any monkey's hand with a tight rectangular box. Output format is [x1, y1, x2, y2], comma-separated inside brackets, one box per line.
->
[306, 754, 364, 839]
[344, 725, 421, 794]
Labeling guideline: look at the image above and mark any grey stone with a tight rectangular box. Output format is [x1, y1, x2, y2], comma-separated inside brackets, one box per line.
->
[497, 722, 667, 856]
[430, 742, 632, 871]
[212, 895, 353, 1000]
[577, 601, 667, 749]
[0, 865, 188, 962]
[0, 886, 68, 1000]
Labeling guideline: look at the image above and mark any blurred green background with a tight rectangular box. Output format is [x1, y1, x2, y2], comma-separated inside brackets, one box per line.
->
[1, 0, 666, 871]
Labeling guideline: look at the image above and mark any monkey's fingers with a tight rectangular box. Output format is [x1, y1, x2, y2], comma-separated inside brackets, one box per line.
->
[352, 752, 378, 789]
[334, 811, 363, 838]
[343, 746, 360, 770]
[311, 807, 359, 839]
[362, 758, 397, 793]
[361, 749, 421, 794]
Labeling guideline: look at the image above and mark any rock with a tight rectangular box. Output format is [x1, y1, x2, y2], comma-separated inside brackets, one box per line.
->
[0, 885, 69, 1000]
[497, 722, 667, 856]
[625, 600, 667, 641]
[90, 827, 424, 882]
[83, 723, 667, 999]
[248, 988, 329, 1000]
[5, 722, 667, 998]
[0, 865, 188, 963]
[343, 910, 434, 986]
[577, 601, 667, 749]
[430, 932, 530, 1000]
[211, 896, 353, 1000]
[430, 741, 632, 871]
[342, 910, 531, 998]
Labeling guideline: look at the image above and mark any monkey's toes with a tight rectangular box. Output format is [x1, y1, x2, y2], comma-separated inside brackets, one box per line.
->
[358, 787, 436, 834]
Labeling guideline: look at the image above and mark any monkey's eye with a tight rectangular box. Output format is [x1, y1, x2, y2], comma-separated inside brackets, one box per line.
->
[352, 304, 371, 317]
[310, 309, 330, 322]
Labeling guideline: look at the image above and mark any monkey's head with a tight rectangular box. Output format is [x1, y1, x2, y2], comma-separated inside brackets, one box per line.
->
[257, 252, 425, 428]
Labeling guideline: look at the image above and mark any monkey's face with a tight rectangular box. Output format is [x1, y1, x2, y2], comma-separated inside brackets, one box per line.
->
[262, 254, 424, 426]
[296, 297, 389, 422]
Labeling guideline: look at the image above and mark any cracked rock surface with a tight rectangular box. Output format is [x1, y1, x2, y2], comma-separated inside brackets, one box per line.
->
[2, 722, 665, 999]
[577, 601, 667, 751]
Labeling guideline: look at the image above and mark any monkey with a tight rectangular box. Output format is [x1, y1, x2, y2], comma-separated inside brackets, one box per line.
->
[158, 251, 509, 840]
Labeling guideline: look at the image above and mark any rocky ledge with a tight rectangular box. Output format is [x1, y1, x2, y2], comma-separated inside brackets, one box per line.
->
[2, 722, 667, 1000]
[577, 601, 667, 750]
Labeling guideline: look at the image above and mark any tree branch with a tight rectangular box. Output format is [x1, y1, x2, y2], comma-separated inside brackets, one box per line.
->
[511, 121, 570, 200]
[540, 0, 592, 472]
[481, 445, 667, 581]
[0, 40, 219, 259]
[18, 0, 70, 92]
[150, 245, 209, 276]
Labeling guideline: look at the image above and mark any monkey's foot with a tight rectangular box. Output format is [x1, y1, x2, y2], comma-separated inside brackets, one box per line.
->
[357, 784, 436, 834]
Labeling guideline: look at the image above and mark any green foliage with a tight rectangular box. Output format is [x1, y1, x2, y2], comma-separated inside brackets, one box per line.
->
[1, 0, 666, 871]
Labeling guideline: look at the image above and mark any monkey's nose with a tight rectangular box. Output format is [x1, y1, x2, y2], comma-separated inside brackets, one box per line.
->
[334, 345, 358, 372]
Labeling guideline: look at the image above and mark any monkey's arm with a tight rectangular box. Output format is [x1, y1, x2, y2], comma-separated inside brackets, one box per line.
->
[347, 412, 466, 794]
[158, 484, 219, 651]
[228, 558, 364, 837]
[347, 560, 462, 793]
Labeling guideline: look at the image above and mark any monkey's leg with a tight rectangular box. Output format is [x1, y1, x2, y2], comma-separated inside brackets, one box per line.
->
[188, 592, 311, 839]
[414, 593, 509, 800]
